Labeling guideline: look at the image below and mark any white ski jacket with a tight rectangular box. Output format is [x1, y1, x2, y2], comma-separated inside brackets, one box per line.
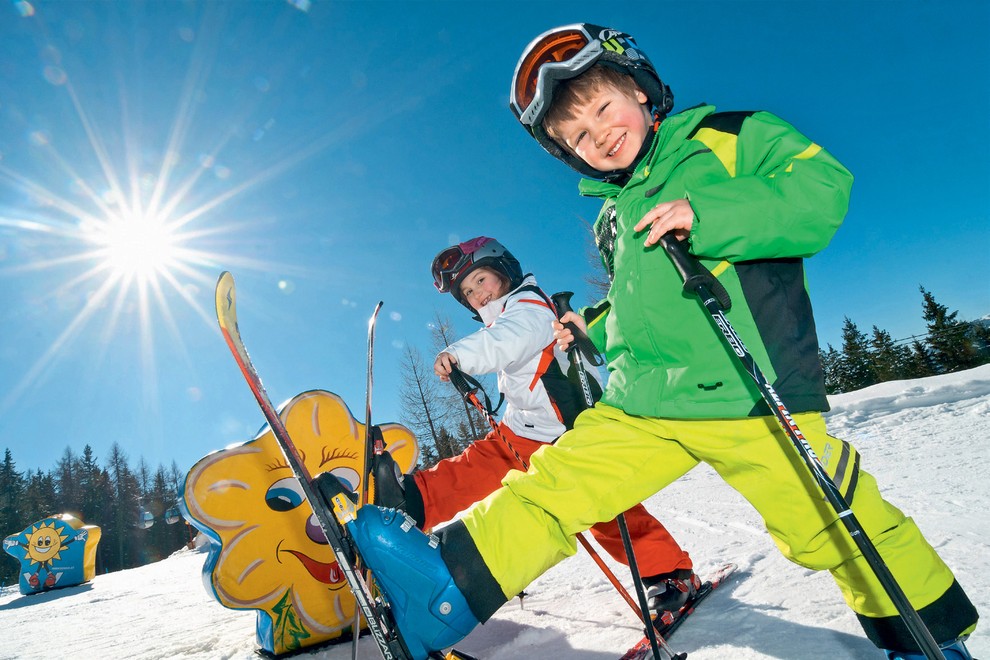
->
[442, 275, 602, 443]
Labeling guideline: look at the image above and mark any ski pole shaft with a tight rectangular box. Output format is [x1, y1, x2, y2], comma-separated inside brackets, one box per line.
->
[617, 515, 685, 660]
[658, 234, 945, 660]
[574, 534, 643, 615]
[551, 292, 678, 660]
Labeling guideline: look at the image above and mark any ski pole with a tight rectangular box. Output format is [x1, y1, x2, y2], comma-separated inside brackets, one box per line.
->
[447, 367, 682, 659]
[657, 234, 945, 660]
[551, 291, 680, 660]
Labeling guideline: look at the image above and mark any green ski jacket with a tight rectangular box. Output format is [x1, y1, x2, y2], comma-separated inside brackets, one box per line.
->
[581, 104, 853, 419]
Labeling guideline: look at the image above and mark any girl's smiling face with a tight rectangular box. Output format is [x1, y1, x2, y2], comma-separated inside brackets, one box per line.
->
[458, 267, 509, 310]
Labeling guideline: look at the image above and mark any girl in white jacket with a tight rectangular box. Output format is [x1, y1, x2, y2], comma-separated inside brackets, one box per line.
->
[377, 236, 698, 614]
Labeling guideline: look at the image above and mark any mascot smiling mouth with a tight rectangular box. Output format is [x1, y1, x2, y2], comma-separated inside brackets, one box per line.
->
[282, 548, 346, 587]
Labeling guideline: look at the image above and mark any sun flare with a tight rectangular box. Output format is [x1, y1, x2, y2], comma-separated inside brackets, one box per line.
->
[91, 212, 181, 283]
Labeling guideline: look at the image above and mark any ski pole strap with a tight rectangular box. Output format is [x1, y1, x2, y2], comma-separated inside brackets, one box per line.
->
[549, 291, 605, 366]
[658, 233, 732, 311]
[448, 366, 503, 417]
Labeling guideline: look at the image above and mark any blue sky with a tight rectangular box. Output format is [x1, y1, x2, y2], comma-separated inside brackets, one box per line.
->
[1, 0, 987, 476]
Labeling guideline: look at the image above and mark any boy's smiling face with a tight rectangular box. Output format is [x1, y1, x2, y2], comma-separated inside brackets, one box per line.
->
[551, 85, 652, 172]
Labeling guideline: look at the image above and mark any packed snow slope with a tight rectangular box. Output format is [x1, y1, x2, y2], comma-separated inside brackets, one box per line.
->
[2, 365, 988, 659]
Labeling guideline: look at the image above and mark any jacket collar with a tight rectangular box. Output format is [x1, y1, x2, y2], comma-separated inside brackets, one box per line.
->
[578, 104, 718, 199]
[476, 274, 538, 326]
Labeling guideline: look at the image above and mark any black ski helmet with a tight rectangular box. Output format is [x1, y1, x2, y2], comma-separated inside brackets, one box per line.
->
[431, 236, 524, 314]
[509, 23, 673, 179]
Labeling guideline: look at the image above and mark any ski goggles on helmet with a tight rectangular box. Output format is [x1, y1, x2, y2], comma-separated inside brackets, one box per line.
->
[511, 25, 598, 128]
[431, 237, 492, 293]
[511, 24, 643, 128]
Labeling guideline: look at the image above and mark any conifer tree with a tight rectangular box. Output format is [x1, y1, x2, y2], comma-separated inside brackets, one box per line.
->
[869, 327, 910, 382]
[920, 286, 984, 373]
[78, 445, 104, 524]
[970, 321, 990, 362]
[21, 469, 56, 526]
[54, 447, 80, 515]
[838, 317, 878, 392]
[146, 466, 186, 562]
[819, 345, 842, 394]
[0, 449, 24, 585]
[0, 449, 22, 532]
[105, 443, 143, 571]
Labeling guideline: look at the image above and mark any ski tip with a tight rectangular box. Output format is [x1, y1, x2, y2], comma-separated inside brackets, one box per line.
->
[216, 271, 234, 299]
[215, 272, 237, 328]
[368, 301, 384, 328]
[215, 272, 234, 296]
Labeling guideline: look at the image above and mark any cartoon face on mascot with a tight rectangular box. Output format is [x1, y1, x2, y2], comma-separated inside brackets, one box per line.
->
[181, 390, 418, 655]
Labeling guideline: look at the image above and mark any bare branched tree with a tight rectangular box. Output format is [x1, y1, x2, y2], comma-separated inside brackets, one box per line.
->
[430, 311, 492, 449]
[398, 345, 451, 467]
[580, 217, 611, 300]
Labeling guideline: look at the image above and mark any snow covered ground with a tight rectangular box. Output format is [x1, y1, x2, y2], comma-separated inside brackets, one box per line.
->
[2, 365, 988, 659]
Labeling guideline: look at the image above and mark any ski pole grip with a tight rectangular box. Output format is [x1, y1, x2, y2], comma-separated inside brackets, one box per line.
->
[658, 233, 732, 310]
[550, 291, 585, 353]
[551, 291, 605, 366]
[447, 365, 473, 397]
[550, 290, 575, 318]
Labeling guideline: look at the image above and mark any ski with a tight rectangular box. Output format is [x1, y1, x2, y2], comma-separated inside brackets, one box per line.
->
[214, 271, 412, 660]
[619, 563, 738, 660]
[353, 300, 384, 659]
[361, 300, 385, 507]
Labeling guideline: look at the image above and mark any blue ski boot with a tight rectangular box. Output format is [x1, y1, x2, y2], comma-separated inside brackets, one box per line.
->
[882, 637, 974, 659]
[345, 503, 479, 659]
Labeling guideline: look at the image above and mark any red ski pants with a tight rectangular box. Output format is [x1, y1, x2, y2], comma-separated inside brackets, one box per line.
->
[412, 423, 692, 577]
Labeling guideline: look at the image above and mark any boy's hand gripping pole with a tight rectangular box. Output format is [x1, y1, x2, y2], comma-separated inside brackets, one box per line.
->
[551, 292, 684, 660]
[446, 364, 683, 660]
[658, 234, 945, 660]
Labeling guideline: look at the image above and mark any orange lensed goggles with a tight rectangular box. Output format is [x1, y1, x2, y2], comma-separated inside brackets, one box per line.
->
[431, 245, 473, 293]
[510, 24, 603, 127]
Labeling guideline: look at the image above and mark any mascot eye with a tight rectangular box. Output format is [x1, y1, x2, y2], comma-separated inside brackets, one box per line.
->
[266, 477, 306, 512]
[328, 467, 360, 492]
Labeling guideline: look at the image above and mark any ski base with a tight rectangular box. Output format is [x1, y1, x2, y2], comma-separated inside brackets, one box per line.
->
[619, 562, 737, 660]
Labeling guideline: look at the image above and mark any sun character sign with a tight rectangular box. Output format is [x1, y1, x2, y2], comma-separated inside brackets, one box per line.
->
[3, 513, 102, 595]
[181, 390, 419, 656]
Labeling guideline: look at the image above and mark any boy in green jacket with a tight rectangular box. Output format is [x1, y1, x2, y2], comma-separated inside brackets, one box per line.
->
[324, 23, 978, 660]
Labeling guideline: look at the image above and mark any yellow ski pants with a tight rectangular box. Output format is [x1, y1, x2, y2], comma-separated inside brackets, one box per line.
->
[461, 403, 966, 630]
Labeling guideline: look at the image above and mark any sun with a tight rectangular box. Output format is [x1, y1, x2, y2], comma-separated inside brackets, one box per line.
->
[91, 211, 182, 284]
[25, 522, 69, 565]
